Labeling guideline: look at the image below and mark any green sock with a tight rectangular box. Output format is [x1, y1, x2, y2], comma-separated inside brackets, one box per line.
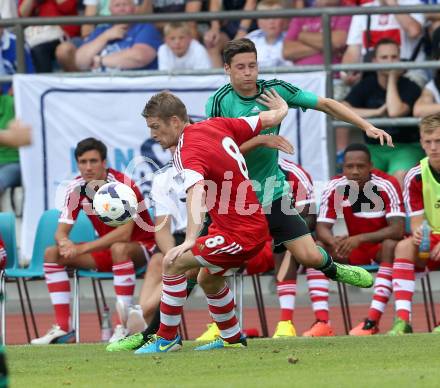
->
[187, 279, 197, 293]
[316, 246, 337, 279]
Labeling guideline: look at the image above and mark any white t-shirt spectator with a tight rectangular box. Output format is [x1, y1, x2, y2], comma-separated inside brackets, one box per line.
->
[158, 39, 211, 71]
[246, 30, 293, 67]
[0, 0, 17, 18]
[347, 0, 425, 62]
[150, 163, 187, 234]
[425, 80, 440, 103]
[82, 0, 111, 16]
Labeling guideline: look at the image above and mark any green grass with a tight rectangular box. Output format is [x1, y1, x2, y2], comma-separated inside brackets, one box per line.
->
[6, 335, 440, 387]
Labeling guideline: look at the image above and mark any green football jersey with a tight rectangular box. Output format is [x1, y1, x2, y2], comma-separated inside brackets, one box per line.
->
[206, 79, 318, 206]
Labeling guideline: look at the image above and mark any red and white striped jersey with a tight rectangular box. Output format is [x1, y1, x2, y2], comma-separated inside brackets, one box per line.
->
[173, 116, 269, 246]
[59, 168, 154, 243]
[279, 158, 315, 208]
[318, 169, 405, 235]
[404, 163, 424, 216]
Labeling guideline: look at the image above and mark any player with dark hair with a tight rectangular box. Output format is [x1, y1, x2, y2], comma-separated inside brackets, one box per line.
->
[314, 143, 405, 336]
[134, 89, 382, 354]
[31, 137, 159, 345]
[205, 38, 393, 338]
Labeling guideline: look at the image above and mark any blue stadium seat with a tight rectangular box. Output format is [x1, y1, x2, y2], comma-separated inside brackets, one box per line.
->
[1, 209, 97, 344]
[0, 212, 19, 271]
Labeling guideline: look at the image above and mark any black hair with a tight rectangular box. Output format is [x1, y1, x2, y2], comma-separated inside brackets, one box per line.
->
[74, 137, 107, 161]
[373, 38, 400, 58]
[343, 143, 371, 162]
[223, 38, 258, 65]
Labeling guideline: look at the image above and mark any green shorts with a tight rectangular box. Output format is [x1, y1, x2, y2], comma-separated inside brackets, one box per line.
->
[367, 143, 425, 175]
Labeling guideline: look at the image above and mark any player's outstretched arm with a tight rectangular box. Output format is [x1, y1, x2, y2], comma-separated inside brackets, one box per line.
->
[239, 135, 294, 155]
[256, 89, 289, 129]
[316, 97, 394, 147]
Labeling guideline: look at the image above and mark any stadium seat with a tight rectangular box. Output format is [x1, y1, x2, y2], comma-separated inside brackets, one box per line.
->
[0, 212, 19, 271]
[0, 209, 96, 345]
[73, 266, 146, 343]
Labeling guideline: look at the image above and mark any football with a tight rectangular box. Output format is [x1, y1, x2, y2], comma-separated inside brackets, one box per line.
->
[93, 182, 138, 227]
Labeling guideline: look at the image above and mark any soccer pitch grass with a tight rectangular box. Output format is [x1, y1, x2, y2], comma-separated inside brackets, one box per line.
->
[7, 334, 440, 387]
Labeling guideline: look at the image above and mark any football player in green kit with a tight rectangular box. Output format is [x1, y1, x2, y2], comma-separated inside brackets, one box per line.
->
[202, 38, 393, 339]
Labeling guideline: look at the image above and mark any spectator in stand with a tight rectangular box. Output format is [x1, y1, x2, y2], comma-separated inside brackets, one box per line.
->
[56, 0, 113, 72]
[0, 27, 34, 208]
[31, 138, 160, 345]
[313, 144, 405, 336]
[343, 38, 423, 186]
[137, 0, 203, 39]
[158, 22, 212, 70]
[414, 29, 440, 117]
[422, 0, 440, 34]
[0, 1, 17, 18]
[387, 113, 440, 335]
[0, 120, 31, 148]
[18, 0, 80, 73]
[245, 0, 292, 68]
[283, 0, 350, 67]
[341, 0, 426, 88]
[0, 26, 35, 94]
[75, 0, 162, 71]
[203, 0, 257, 68]
[0, 97, 22, 207]
[337, 0, 424, 164]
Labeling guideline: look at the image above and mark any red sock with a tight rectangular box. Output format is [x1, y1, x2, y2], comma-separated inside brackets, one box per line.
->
[157, 274, 187, 340]
[112, 260, 136, 324]
[392, 258, 415, 322]
[44, 263, 70, 332]
[276, 280, 296, 321]
[306, 268, 329, 322]
[367, 263, 393, 322]
[206, 285, 241, 343]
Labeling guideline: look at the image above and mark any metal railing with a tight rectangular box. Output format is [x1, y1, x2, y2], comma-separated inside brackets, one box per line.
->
[3, 4, 439, 172]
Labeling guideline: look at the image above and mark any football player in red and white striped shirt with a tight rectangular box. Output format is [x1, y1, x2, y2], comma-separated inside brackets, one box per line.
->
[136, 90, 289, 353]
[316, 143, 405, 336]
[31, 138, 158, 345]
[388, 114, 440, 335]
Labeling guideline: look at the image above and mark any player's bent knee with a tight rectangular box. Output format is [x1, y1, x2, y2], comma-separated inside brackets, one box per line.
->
[110, 242, 129, 261]
[44, 245, 60, 262]
[197, 270, 225, 294]
[395, 238, 416, 260]
[162, 256, 185, 274]
[382, 239, 398, 251]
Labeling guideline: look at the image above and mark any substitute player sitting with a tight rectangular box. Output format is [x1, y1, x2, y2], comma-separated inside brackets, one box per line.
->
[316, 143, 405, 336]
[31, 138, 158, 345]
[387, 114, 440, 335]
